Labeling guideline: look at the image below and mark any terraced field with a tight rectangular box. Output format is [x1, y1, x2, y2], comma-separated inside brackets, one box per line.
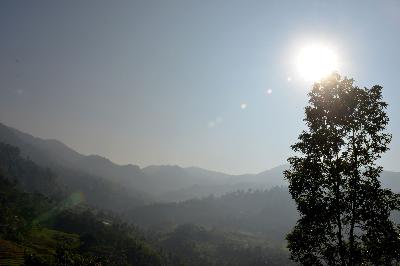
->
[0, 227, 80, 265]
[0, 239, 24, 266]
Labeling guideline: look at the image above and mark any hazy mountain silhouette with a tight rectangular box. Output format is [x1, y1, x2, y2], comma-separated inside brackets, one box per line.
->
[156, 166, 289, 202]
[0, 122, 399, 206]
[128, 187, 298, 243]
[1, 122, 399, 263]
[0, 123, 149, 211]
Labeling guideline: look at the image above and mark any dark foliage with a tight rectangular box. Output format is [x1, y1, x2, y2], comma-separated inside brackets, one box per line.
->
[0, 142, 294, 265]
[53, 209, 163, 265]
[0, 143, 163, 265]
[158, 223, 294, 266]
[0, 142, 61, 198]
[0, 166, 53, 241]
[285, 73, 400, 265]
[128, 187, 297, 242]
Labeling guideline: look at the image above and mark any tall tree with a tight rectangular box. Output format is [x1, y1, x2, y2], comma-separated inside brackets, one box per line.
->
[284, 73, 400, 265]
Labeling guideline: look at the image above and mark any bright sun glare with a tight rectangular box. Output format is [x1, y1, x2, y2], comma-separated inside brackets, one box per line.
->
[296, 44, 338, 82]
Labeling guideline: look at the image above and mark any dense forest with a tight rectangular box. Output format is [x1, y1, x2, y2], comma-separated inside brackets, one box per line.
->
[1, 121, 399, 265]
[0, 143, 165, 265]
[0, 141, 293, 265]
[127, 187, 297, 243]
[3, 0, 400, 264]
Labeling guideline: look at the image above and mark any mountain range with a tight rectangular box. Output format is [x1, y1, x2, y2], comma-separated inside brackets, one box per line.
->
[0, 122, 399, 209]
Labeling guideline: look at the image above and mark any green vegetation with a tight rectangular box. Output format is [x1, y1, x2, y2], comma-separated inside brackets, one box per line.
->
[0, 143, 163, 265]
[0, 142, 293, 265]
[285, 73, 400, 264]
[3, 102, 398, 265]
[156, 224, 294, 266]
[129, 187, 297, 243]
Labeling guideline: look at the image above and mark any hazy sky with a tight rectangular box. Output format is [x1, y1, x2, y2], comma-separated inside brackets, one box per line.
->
[1, 0, 400, 174]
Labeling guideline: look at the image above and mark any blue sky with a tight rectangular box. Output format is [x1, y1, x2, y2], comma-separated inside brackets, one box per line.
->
[1, 0, 400, 174]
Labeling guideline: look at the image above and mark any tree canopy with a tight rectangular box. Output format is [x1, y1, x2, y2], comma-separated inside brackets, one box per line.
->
[285, 73, 400, 265]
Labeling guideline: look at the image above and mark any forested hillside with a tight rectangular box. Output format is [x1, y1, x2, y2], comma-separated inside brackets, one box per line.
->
[1, 123, 400, 265]
[0, 123, 288, 204]
[0, 142, 293, 265]
[0, 143, 166, 265]
[128, 187, 297, 243]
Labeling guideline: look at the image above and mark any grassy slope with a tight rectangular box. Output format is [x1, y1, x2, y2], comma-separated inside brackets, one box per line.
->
[0, 227, 79, 265]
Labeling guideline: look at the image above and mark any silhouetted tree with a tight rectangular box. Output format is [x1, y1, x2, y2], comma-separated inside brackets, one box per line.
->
[284, 73, 400, 265]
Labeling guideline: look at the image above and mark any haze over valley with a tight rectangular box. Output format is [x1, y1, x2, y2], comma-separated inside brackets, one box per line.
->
[1, 1, 400, 264]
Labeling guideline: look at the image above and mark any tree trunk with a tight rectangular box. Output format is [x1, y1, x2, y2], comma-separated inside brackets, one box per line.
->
[335, 159, 345, 265]
[348, 130, 358, 266]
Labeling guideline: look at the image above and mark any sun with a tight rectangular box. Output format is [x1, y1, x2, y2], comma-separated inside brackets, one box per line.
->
[296, 43, 338, 82]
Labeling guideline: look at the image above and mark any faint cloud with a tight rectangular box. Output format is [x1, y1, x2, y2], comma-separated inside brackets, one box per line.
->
[16, 89, 24, 95]
[287, 77, 292, 82]
[240, 103, 247, 109]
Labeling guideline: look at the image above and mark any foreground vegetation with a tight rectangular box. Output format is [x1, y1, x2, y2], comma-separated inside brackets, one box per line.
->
[0, 142, 292, 265]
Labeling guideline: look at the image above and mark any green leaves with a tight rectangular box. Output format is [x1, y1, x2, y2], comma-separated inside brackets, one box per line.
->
[285, 73, 400, 265]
